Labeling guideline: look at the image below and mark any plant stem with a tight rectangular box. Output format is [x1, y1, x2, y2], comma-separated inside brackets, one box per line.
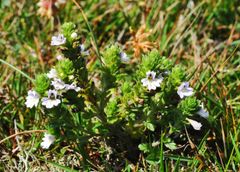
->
[72, 0, 104, 66]
[0, 130, 47, 144]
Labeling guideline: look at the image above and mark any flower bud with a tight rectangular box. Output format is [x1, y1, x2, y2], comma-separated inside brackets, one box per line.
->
[102, 45, 121, 73]
[35, 74, 50, 94]
[71, 32, 78, 39]
[55, 59, 74, 80]
[178, 97, 200, 116]
[61, 22, 76, 37]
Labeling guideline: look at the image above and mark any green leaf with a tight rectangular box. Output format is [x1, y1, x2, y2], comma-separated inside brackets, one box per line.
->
[138, 143, 150, 153]
[165, 142, 177, 150]
[35, 74, 50, 94]
[144, 121, 155, 131]
[146, 152, 159, 165]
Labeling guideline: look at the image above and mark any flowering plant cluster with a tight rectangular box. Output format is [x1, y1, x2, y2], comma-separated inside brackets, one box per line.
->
[25, 22, 209, 162]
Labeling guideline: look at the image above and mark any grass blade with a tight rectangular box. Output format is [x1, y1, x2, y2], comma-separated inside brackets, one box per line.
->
[0, 58, 34, 83]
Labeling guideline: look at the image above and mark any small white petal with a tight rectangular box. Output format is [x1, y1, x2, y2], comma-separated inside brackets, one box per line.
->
[141, 71, 163, 91]
[120, 52, 130, 63]
[40, 133, 55, 149]
[177, 82, 194, 99]
[42, 97, 50, 107]
[71, 32, 78, 39]
[197, 103, 209, 118]
[141, 78, 148, 86]
[47, 69, 58, 79]
[197, 108, 209, 118]
[79, 44, 89, 56]
[186, 118, 202, 130]
[146, 82, 156, 90]
[177, 92, 184, 99]
[153, 77, 163, 87]
[41, 90, 61, 109]
[52, 99, 61, 106]
[42, 99, 60, 109]
[146, 71, 156, 79]
[51, 34, 66, 46]
[56, 55, 64, 61]
[65, 83, 81, 92]
[25, 90, 40, 108]
[51, 78, 65, 90]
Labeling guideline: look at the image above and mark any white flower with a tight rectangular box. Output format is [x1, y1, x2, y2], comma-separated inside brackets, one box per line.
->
[65, 83, 81, 92]
[42, 90, 61, 109]
[47, 69, 58, 79]
[197, 103, 209, 118]
[120, 52, 130, 63]
[71, 32, 78, 39]
[51, 78, 65, 90]
[25, 90, 40, 108]
[141, 71, 163, 91]
[51, 34, 66, 46]
[40, 133, 55, 149]
[186, 118, 202, 130]
[79, 44, 89, 56]
[56, 54, 64, 60]
[177, 82, 194, 99]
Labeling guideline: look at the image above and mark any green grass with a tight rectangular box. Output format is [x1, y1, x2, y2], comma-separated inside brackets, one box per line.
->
[0, 0, 240, 171]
